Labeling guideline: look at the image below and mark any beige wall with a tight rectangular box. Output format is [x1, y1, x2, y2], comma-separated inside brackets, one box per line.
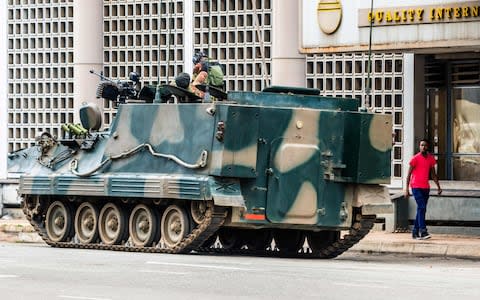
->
[301, 0, 480, 53]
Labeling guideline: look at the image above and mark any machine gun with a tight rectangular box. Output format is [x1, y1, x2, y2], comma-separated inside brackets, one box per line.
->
[90, 70, 155, 105]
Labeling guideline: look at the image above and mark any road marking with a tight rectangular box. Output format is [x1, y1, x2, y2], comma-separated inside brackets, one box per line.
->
[146, 261, 255, 271]
[140, 270, 190, 275]
[0, 274, 18, 278]
[333, 282, 389, 289]
[58, 296, 112, 300]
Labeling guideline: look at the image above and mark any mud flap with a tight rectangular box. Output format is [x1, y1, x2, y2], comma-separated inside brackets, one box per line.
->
[353, 184, 393, 216]
[207, 177, 245, 207]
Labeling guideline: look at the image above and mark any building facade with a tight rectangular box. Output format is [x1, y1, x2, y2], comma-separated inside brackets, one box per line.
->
[1, 0, 479, 202]
[301, 0, 480, 188]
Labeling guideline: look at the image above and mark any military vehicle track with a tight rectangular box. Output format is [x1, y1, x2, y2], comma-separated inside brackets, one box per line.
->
[22, 196, 227, 254]
[23, 196, 375, 258]
[198, 214, 375, 259]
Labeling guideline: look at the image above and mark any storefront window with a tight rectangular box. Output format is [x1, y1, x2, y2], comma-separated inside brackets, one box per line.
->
[452, 87, 480, 180]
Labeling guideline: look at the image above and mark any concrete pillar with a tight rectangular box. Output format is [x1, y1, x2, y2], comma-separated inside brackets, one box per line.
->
[271, 0, 305, 87]
[0, 1, 7, 180]
[403, 53, 415, 188]
[73, 0, 103, 121]
[184, 0, 193, 77]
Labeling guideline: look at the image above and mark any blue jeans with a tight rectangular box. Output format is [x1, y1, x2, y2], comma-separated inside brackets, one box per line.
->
[412, 188, 430, 234]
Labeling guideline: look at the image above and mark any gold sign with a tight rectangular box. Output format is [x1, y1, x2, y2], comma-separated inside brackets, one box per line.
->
[317, 0, 343, 34]
[358, 1, 480, 27]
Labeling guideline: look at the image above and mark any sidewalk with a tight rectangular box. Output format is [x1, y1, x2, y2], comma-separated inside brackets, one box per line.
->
[351, 231, 480, 259]
[0, 218, 43, 243]
[1, 217, 479, 259]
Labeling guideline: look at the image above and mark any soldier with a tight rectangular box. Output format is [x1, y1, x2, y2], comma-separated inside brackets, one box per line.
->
[190, 51, 225, 99]
[154, 52, 224, 102]
[153, 72, 193, 103]
[404, 139, 442, 240]
[190, 51, 208, 98]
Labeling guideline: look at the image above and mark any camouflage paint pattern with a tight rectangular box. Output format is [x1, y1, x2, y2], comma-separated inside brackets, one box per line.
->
[9, 90, 392, 230]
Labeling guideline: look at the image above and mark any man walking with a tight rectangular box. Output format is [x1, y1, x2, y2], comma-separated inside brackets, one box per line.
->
[405, 139, 442, 240]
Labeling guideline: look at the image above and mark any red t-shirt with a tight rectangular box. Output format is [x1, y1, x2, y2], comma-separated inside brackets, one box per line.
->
[409, 152, 437, 188]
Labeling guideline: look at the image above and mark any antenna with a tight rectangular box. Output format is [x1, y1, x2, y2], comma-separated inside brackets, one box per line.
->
[251, 0, 270, 88]
[365, 0, 374, 109]
[207, 0, 211, 63]
[204, 0, 212, 102]
[166, 0, 171, 84]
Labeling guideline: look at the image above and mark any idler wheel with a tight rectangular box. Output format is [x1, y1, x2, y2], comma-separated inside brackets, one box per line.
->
[129, 204, 158, 247]
[98, 203, 127, 245]
[74, 202, 99, 244]
[161, 205, 190, 249]
[46, 201, 73, 242]
[191, 201, 208, 224]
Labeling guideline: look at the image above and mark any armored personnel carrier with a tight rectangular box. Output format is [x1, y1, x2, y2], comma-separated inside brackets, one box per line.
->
[8, 73, 392, 258]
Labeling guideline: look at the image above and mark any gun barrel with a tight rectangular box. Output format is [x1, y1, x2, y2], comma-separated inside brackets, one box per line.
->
[89, 69, 114, 83]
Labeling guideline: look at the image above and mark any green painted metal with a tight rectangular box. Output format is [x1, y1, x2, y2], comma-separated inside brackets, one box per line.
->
[262, 85, 321, 95]
[8, 86, 393, 229]
[228, 91, 359, 111]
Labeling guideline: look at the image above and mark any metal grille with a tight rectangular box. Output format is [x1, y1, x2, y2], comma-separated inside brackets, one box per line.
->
[425, 57, 480, 88]
[425, 58, 445, 88]
[102, 0, 186, 127]
[6, 0, 75, 152]
[306, 53, 405, 184]
[193, 0, 272, 91]
[452, 60, 480, 85]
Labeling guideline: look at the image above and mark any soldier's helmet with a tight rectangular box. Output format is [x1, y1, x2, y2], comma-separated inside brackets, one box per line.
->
[175, 72, 191, 89]
[192, 51, 208, 65]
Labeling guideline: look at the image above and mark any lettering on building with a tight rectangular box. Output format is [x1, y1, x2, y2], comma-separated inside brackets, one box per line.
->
[358, 1, 479, 27]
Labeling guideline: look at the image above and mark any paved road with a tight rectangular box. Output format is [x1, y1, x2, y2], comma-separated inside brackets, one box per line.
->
[0, 243, 479, 300]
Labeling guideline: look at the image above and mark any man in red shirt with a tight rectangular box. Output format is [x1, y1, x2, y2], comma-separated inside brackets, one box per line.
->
[405, 139, 442, 240]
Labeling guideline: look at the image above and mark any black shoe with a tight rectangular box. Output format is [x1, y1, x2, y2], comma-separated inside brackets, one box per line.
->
[412, 232, 420, 239]
[419, 232, 431, 240]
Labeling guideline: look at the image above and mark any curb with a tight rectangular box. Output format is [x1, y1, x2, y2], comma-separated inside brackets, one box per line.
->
[0, 220, 44, 243]
[350, 233, 480, 259]
[1, 219, 479, 259]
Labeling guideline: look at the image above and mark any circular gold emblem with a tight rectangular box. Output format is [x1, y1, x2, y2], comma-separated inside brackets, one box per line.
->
[317, 0, 342, 35]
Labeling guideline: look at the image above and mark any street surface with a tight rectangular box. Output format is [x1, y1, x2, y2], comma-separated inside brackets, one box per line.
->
[0, 242, 479, 300]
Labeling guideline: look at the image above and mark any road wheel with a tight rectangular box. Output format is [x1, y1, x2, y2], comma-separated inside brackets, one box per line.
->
[307, 230, 340, 251]
[241, 229, 271, 251]
[273, 229, 303, 253]
[129, 204, 158, 247]
[217, 228, 243, 250]
[74, 202, 99, 244]
[98, 203, 127, 245]
[161, 205, 191, 249]
[46, 201, 73, 242]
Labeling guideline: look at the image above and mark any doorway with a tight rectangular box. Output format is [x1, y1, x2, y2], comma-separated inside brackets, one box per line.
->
[425, 57, 480, 181]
